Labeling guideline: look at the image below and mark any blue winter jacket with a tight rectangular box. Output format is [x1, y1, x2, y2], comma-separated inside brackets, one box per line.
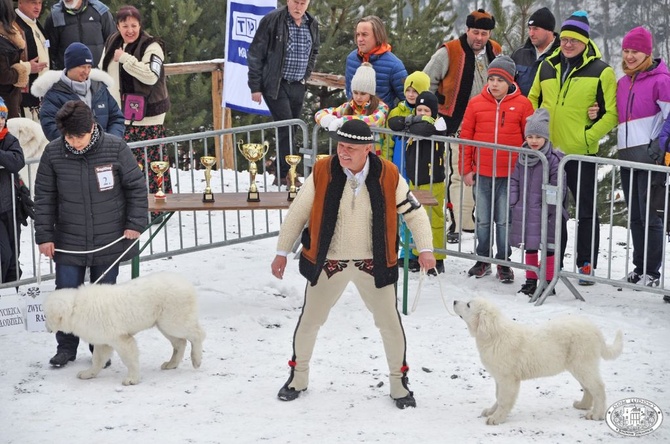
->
[31, 69, 125, 142]
[345, 50, 407, 108]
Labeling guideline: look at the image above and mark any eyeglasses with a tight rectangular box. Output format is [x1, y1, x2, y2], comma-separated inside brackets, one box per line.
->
[560, 38, 583, 46]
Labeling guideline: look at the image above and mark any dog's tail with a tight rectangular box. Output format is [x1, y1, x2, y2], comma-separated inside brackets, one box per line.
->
[601, 330, 623, 360]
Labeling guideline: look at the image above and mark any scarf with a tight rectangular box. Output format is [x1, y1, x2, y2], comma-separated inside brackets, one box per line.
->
[622, 56, 653, 78]
[64, 124, 100, 155]
[60, 70, 92, 106]
[0, 127, 7, 140]
[359, 43, 391, 62]
[519, 140, 551, 167]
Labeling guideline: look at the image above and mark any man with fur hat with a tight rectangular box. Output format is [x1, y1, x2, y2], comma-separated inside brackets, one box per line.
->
[511, 6, 560, 96]
[529, 10, 618, 282]
[30, 42, 124, 141]
[270, 119, 435, 409]
[423, 8, 502, 244]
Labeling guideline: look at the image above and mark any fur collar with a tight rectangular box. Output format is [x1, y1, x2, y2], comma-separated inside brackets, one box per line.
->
[31, 69, 116, 98]
[0, 25, 25, 50]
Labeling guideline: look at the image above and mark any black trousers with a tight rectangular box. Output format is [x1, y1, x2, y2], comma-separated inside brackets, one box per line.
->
[560, 159, 600, 269]
[0, 211, 20, 284]
[263, 79, 306, 178]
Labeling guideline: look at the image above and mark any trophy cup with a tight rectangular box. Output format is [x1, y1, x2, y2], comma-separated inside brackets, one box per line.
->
[285, 154, 301, 201]
[200, 156, 216, 203]
[149, 161, 169, 201]
[237, 139, 270, 202]
[315, 154, 330, 161]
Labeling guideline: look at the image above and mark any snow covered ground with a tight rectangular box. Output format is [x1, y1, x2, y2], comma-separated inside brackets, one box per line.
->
[1, 168, 668, 443]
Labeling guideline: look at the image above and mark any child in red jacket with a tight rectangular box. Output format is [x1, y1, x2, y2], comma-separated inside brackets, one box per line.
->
[459, 55, 534, 282]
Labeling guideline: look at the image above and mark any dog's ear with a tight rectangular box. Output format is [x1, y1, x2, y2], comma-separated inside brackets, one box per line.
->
[472, 300, 496, 339]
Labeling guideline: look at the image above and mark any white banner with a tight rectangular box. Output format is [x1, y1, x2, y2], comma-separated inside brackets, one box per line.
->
[223, 0, 277, 116]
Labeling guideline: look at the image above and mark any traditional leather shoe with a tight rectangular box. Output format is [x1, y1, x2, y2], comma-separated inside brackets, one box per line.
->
[393, 391, 417, 409]
[277, 383, 305, 401]
[49, 352, 76, 367]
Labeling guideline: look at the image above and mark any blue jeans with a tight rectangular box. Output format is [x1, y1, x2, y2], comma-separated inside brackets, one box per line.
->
[474, 175, 511, 260]
[264, 79, 306, 178]
[620, 167, 664, 279]
[54, 263, 119, 355]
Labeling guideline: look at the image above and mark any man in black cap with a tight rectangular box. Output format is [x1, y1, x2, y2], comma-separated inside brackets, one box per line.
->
[270, 119, 436, 409]
[423, 8, 501, 244]
[511, 7, 560, 96]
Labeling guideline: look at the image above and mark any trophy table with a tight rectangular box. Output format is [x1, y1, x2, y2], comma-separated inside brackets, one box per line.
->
[149, 161, 169, 201]
[200, 156, 216, 203]
[237, 140, 269, 202]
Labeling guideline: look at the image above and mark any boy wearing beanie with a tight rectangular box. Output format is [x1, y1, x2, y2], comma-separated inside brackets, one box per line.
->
[388, 90, 447, 274]
[459, 55, 534, 282]
[528, 10, 617, 282]
[511, 6, 560, 96]
[617, 26, 670, 290]
[509, 108, 567, 297]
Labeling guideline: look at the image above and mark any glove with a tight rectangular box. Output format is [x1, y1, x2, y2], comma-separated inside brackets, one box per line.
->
[328, 117, 345, 132]
[647, 139, 664, 164]
[404, 115, 423, 127]
[15, 183, 35, 226]
[318, 114, 336, 129]
[665, 152, 670, 167]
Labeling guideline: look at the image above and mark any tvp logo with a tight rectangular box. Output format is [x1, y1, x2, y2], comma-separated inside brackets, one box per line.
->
[232, 11, 260, 44]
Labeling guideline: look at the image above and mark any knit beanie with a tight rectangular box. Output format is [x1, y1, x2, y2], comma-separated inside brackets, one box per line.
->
[64, 42, 93, 71]
[351, 62, 377, 96]
[415, 91, 438, 118]
[404, 71, 430, 95]
[466, 9, 495, 30]
[622, 26, 653, 56]
[525, 108, 550, 140]
[560, 11, 590, 45]
[0, 96, 7, 119]
[528, 7, 556, 32]
[487, 55, 516, 86]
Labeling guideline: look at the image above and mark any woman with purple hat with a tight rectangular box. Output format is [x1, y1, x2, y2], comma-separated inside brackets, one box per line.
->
[614, 26, 670, 289]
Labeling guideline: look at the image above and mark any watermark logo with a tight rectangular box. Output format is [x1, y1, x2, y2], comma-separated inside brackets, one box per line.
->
[606, 398, 663, 436]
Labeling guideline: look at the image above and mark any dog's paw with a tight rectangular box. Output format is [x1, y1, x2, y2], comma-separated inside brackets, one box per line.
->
[585, 411, 605, 421]
[573, 400, 591, 410]
[486, 413, 507, 425]
[161, 360, 179, 370]
[122, 376, 140, 386]
[77, 369, 98, 380]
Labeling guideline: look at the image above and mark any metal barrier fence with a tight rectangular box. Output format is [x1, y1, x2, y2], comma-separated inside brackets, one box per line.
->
[1, 119, 312, 290]
[2, 120, 669, 309]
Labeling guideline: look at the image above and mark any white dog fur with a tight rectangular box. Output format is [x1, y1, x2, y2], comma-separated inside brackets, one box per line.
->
[453, 298, 623, 425]
[44, 272, 206, 385]
[6, 117, 49, 191]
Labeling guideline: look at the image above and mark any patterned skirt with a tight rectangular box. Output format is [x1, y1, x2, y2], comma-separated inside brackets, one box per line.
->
[125, 124, 173, 195]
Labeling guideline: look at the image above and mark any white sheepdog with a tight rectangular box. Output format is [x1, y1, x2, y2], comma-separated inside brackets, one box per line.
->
[453, 298, 623, 425]
[44, 272, 206, 385]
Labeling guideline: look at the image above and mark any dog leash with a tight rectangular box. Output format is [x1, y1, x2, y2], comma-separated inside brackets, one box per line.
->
[411, 268, 457, 316]
[37, 236, 141, 285]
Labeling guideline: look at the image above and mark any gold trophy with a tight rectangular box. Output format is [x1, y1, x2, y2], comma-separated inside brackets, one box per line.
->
[149, 161, 169, 201]
[237, 139, 269, 202]
[285, 154, 301, 201]
[200, 156, 216, 203]
[315, 154, 330, 161]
